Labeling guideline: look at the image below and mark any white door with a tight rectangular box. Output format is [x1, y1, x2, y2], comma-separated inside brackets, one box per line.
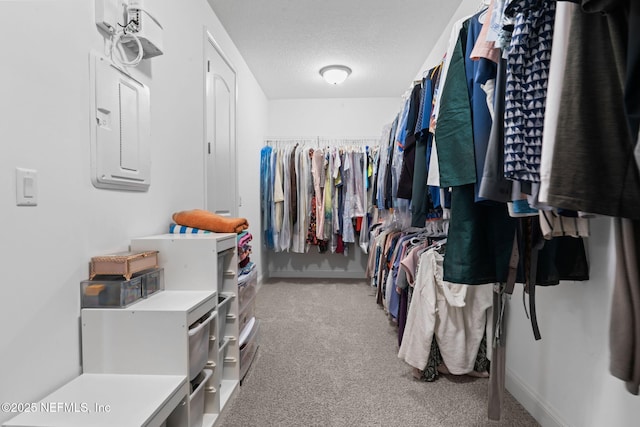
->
[205, 34, 237, 217]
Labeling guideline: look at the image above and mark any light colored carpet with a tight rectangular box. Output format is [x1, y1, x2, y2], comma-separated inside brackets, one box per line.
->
[217, 279, 539, 427]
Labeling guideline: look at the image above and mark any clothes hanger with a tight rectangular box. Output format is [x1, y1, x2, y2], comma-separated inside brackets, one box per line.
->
[477, 0, 490, 23]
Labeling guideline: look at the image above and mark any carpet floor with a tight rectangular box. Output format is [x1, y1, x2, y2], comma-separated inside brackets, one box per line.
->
[217, 278, 539, 427]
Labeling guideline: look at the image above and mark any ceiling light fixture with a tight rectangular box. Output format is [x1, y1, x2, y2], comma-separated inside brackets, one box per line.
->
[319, 65, 352, 85]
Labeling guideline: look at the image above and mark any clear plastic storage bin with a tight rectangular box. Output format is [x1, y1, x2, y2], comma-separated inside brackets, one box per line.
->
[80, 275, 142, 308]
[141, 268, 164, 297]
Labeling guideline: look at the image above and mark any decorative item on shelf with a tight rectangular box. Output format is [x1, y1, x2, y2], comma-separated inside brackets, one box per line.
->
[89, 250, 159, 280]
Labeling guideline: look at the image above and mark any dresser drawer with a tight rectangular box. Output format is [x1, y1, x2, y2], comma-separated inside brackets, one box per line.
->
[239, 319, 259, 381]
[238, 300, 255, 333]
[238, 269, 258, 312]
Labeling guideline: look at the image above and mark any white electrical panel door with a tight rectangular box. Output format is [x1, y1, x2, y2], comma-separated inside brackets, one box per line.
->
[90, 52, 151, 191]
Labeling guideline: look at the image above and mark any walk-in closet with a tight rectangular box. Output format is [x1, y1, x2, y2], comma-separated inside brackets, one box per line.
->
[1, 1, 638, 427]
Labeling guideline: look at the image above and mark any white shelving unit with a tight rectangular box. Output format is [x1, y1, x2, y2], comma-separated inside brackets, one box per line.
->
[4, 233, 240, 427]
[2, 374, 188, 427]
[82, 290, 217, 376]
[130, 233, 240, 425]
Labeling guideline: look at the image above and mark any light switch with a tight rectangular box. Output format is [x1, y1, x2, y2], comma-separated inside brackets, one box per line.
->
[24, 176, 35, 198]
[16, 168, 37, 206]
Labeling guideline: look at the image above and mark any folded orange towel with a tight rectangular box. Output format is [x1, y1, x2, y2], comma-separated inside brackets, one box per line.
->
[172, 209, 249, 234]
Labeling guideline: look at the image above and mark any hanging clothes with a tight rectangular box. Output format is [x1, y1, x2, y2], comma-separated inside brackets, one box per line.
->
[502, 0, 556, 184]
[260, 145, 274, 250]
[538, 1, 575, 206]
[543, 3, 640, 219]
[412, 65, 443, 228]
[292, 146, 310, 253]
[466, 10, 497, 201]
[434, 19, 477, 188]
[398, 248, 493, 375]
[262, 140, 377, 254]
[478, 57, 512, 203]
[397, 83, 422, 200]
[610, 218, 640, 395]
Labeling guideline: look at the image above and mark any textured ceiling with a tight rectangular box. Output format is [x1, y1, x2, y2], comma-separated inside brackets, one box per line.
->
[207, 0, 463, 99]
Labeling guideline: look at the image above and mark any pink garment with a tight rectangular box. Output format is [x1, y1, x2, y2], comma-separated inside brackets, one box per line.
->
[470, 0, 501, 64]
[238, 233, 253, 247]
[400, 241, 429, 286]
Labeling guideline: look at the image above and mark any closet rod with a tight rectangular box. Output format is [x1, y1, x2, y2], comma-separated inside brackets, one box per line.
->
[265, 136, 379, 141]
[264, 137, 379, 148]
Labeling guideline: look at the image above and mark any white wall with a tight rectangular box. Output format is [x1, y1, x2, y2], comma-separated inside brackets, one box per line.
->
[506, 218, 640, 427]
[413, 1, 640, 425]
[414, 0, 483, 78]
[0, 1, 267, 422]
[267, 97, 401, 278]
[268, 97, 401, 139]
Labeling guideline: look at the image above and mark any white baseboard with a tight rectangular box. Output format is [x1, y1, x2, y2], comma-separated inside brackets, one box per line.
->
[267, 270, 365, 279]
[506, 368, 568, 427]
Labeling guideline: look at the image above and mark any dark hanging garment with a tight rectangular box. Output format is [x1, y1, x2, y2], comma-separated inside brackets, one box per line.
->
[534, 235, 590, 285]
[411, 133, 431, 228]
[465, 11, 497, 201]
[397, 282, 409, 347]
[479, 57, 513, 202]
[384, 118, 398, 209]
[625, 1, 640, 172]
[434, 20, 477, 188]
[371, 153, 380, 207]
[411, 69, 438, 227]
[443, 184, 517, 285]
[545, 2, 640, 219]
[397, 84, 423, 200]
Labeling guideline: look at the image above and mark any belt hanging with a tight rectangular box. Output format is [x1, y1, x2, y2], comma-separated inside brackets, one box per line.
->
[527, 217, 544, 341]
[508, 218, 543, 340]
[505, 222, 521, 295]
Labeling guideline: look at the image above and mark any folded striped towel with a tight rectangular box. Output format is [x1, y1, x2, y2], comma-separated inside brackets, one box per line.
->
[172, 209, 249, 234]
[169, 223, 211, 234]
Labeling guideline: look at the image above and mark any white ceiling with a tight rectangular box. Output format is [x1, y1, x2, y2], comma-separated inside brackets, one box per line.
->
[207, 0, 463, 100]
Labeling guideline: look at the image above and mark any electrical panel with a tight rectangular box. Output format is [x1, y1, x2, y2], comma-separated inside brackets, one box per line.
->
[89, 52, 151, 191]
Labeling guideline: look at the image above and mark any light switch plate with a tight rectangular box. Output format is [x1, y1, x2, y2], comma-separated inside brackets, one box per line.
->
[16, 167, 37, 206]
